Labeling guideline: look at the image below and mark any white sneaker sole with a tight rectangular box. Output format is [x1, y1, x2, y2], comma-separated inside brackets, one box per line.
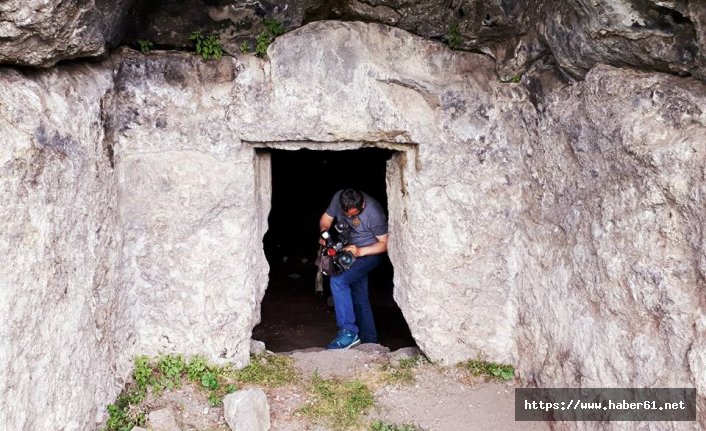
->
[344, 339, 361, 349]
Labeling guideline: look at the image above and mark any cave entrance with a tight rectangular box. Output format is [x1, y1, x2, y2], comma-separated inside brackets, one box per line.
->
[252, 145, 416, 352]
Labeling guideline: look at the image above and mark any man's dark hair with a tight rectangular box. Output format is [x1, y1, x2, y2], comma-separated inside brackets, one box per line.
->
[340, 189, 364, 212]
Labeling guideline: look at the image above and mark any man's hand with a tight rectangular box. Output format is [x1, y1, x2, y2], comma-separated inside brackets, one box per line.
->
[319, 213, 334, 246]
[344, 244, 360, 257]
[345, 234, 388, 258]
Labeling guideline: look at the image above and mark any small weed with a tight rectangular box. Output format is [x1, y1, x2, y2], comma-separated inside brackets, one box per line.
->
[255, 19, 285, 58]
[446, 22, 463, 50]
[159, 354, 185, 385]
[137, 39, 154, 54]
[103, 354, 293, 431]
[299, 373, 375, 430]
[201, 371, 220, 390]
[228, 353, 298, 387]
[186, 356, 209, 381]
[207, 393, 222, 407]
[240, 41, 250, 54]
[189, 30, 223, 60]
[105, 395, 146, 431]
[464, 359, 515, 381]
[103, 356, 153, 430]
[133, 355, 152, 390]
[382, 356, 423, 385]
[370, 420, 426, 431]
[510, 74, 522, 83]
[103, 355, 230, 431]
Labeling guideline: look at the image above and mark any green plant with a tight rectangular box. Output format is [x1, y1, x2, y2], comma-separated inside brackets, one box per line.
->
[104, 354, 234, 431]
[228, 353, 298, 387]
[154, 354, 186, 390]
[299, 373, 375, 430]
[255, 19, 285, 58]
[510, 74, 522, 83]
[133, 355, 153, 390]
[201, 371, 220, 390]
[464, 359, 515, 381]
[208, 393, 222, 407]
[104, 391, 147, 431]
[382, 356, 423, 385]
[159, 355, 185, 381]
[186, 356, 209, 381]
[446, 22, 462, 50]
[189, 30, 223, 60]
[370, 421, 426, 431]
[240, 41, 250, 54]
[137, 39, 154, 54]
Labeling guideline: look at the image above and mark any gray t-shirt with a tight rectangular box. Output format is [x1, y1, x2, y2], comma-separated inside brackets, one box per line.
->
[325, 190, 388, 247]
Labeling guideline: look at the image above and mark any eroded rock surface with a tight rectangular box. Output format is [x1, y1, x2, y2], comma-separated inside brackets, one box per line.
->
[520, 65, 706, 427]
[3, 0, 706, 84]
[542, 0, 700, 79]
[0, 64, 129, 430]
[223, 389, 271, 431]
[104, 52, 267, 367]
[0, 19, 705, 431]
[119, 0, 706, 82]
[0, 0, 135, 66]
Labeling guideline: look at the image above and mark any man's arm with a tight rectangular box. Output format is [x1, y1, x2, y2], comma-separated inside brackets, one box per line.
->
[319, 213, 334, 232]
[346, 234, 389, 257]
[319, 213, 334, 245]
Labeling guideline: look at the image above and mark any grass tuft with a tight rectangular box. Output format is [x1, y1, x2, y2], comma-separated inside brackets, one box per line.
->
[381, 356, 423, 385]
[370, 420, 427, 431]
[299, 372, 375, 430]
[227, 353, 298, 387]
[463, 358, 515, 381]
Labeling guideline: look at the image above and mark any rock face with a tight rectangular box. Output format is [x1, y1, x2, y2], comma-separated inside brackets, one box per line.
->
[0, 65, 129, 429]
[223, 389, 271, 431]
[148, 407, 182, 431]
[3, 0, 706, 83]
[0, 18, 705, 431]
[105, 53, 268, 367]
[0, 0, 136, 67]
[118, 0, 706, 82]
[519, 65, 706, 427]
[542, 0, 700, 79]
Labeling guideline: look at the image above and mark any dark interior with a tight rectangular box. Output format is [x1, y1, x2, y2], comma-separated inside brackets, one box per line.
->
[252, 148, 417, 352]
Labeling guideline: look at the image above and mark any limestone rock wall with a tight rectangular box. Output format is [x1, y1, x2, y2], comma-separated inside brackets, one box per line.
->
[3, 1, 706, 83]
[1, 18, 705, 431]
[0, 0, 135, 67]
[542, 0, 700, 79]
[251, 21, 534, 365]
[518, 65, 706, 427]
[104, 20, 529, 366]
[0, 65, 129, 430]
[107, 54, 269, 367]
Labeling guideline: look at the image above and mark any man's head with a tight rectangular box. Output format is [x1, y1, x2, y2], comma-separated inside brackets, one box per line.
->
[340, 189, 365, 216]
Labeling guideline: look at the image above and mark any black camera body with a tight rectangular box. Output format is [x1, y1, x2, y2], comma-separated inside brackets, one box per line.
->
[320, 222, 356, 275]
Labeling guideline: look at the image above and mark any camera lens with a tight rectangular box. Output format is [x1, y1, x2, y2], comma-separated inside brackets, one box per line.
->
[339, 253, 353, 265]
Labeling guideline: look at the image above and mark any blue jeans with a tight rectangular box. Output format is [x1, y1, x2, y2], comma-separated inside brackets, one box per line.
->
[330, 254, 383, 343]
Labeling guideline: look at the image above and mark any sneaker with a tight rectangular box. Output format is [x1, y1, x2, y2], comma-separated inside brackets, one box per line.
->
[326, 329, 361, 350]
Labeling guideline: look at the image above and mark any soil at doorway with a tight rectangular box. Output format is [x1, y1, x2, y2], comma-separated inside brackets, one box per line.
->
[253, 254, 415, 352]
[137, 347, 550, 431]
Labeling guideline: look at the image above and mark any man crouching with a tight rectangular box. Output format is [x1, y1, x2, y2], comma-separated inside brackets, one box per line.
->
[319, 188, 389, 349]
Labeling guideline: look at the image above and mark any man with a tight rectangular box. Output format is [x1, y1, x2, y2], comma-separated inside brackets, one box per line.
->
[319, 188, 389, 349]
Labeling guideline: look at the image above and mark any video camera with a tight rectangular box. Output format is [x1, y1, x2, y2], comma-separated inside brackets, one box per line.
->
[319, 221, 356, 275]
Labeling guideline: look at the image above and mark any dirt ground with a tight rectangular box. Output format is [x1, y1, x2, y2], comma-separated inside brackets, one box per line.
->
[252, 251, 416, 353]
[141, 346, 550, 431]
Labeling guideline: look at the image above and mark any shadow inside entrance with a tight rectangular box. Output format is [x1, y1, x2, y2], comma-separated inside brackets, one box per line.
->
[252, 148, 416, 352]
